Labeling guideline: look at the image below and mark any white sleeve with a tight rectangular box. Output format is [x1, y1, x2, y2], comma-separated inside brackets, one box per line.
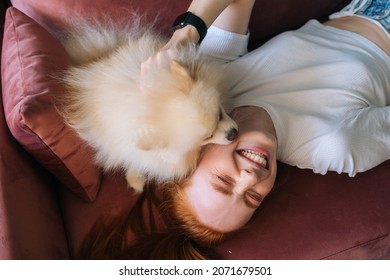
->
[313, 106, 390, 176]
[199, 26, 249, 63]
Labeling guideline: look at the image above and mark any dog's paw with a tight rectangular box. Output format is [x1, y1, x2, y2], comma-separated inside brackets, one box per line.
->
[125, 171, 146, 193]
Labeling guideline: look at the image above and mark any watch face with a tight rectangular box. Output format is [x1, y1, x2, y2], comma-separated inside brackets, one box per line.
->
[172, 11, 191, 30]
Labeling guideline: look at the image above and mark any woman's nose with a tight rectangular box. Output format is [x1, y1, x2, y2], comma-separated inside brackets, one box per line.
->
[234, 170, 258, 195]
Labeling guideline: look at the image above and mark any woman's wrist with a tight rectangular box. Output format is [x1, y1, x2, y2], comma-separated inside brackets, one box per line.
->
[167, 25, 201, 47]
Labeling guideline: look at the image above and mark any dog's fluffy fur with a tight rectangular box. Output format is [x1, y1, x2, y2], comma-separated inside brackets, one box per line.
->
[57, 18, 237, 192]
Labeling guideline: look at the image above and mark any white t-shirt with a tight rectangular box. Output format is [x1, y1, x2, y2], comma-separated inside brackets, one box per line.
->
[200, 20, 390, 176]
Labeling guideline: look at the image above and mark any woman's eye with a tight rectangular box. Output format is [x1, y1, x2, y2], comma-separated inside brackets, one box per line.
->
[217, 175, 232, 185]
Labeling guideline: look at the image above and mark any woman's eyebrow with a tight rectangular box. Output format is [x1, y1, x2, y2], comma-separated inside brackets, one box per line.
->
[211, 183, 232, 195]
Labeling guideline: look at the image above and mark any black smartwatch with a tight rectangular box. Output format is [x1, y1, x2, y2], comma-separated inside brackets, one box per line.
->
[172, 11, 207, 44]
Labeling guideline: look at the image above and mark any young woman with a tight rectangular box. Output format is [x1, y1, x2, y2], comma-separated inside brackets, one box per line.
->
[80, 0, 390, 259]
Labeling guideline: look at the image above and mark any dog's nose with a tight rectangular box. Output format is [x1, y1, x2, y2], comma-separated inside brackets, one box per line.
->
[226, 128, 238, 141]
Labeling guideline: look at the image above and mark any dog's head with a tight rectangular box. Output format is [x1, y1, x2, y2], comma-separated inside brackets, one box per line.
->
[136, 58, 237, 174]
[138, 59, 237, 146]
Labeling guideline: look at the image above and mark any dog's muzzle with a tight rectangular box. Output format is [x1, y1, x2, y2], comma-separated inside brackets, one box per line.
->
[226, 128, 238, 142]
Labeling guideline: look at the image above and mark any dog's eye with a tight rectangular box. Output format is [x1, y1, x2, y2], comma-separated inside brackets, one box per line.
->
[219, 110, 223, 121]
[205, 134, 213, 141]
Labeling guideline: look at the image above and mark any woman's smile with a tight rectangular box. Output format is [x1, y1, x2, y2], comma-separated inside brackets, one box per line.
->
[237, 148, 269, 169]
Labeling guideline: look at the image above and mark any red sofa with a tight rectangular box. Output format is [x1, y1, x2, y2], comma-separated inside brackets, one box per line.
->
[1, 0, 390, 260]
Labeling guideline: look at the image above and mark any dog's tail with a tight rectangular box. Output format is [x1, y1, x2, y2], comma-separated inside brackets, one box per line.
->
[56, 13, 156, 65]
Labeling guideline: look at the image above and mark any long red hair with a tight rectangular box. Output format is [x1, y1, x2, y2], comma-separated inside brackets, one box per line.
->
[77, 179, 233, 260]
[78, 159, 288, 259]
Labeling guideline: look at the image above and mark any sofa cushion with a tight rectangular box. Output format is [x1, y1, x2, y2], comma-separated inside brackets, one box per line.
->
[1, 7, 101, 201]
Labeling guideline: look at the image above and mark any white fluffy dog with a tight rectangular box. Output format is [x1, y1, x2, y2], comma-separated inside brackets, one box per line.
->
[57, 18, 238, 192]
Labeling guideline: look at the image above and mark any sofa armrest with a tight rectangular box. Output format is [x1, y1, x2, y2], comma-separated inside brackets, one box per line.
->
[0, 91, 69, 259]
[1, 1, 10, 35]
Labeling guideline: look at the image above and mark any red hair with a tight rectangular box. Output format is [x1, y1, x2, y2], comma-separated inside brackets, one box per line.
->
[78, 180, 232, 260]
[77, 160, 288, 259]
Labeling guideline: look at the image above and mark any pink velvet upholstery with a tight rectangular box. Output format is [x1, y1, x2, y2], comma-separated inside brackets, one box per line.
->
[1, 0, 390, 260]
[2, 7, 100, 201]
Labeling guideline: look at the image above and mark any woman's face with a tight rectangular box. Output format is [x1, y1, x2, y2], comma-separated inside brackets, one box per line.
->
[184, 108, 278, 232]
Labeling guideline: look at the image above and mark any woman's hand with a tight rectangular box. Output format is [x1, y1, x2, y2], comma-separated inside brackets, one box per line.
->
[140, 0, 252, 92]
[140, 24, 199, 94]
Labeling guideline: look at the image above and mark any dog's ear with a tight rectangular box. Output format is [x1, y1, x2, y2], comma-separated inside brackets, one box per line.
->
[170, 60, 194, 91]
[139, 60, 193, 96]
[170, 60, 192, 80]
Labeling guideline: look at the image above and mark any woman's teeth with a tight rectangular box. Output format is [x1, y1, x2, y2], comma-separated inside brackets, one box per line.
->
[238, 150, 268, 169]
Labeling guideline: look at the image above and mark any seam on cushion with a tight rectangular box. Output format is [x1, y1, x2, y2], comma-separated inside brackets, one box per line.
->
[9, 8, 27, 108]
[321, 233, 390, 259]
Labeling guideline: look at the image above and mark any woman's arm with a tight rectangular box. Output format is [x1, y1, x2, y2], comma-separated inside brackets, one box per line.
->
[166, 0, 255, 47]
[140, 0, 254, 82]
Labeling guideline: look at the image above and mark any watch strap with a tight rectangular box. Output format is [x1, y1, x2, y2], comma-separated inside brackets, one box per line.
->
[172, 11, 207, 44]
